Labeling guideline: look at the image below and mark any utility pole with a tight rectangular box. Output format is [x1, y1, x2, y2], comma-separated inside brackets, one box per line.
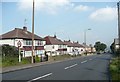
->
[32, 0, 35, 63]
[117, 1, 120, 53]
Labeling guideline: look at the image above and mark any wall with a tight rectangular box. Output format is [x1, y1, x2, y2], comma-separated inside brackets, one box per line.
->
[0, 39, 14, 46]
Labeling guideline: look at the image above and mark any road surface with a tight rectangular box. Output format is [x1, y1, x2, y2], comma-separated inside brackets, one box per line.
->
[2, 54, 111, 81]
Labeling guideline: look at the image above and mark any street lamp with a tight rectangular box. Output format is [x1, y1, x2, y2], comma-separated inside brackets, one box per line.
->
[83, 28, 91, 55]
[84, 28, 91, 45]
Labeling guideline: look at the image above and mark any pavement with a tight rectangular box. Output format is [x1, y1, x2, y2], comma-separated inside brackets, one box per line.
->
[2, 53, 112, 80]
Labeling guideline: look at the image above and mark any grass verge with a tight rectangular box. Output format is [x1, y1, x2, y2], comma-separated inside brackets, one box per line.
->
[110, 57, 120, 80]
[2, 56, 41, 67]
[2, 54, 84, 67]
[49, 54, 81, 61]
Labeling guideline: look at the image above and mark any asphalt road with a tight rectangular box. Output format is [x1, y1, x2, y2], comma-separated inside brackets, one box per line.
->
[2, 54, 111, 81]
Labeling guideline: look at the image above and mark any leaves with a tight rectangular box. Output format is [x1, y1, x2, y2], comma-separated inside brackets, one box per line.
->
[1, 45, 19, 57]
[94, 41, 107, 52]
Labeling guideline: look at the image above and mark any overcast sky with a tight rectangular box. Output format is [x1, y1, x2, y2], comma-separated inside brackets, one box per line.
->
[1, 0, 120, 47]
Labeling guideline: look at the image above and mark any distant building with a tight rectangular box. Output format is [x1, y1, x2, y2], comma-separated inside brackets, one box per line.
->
[82, 43, 96, 54]
[0, 27, 46, 57]
[44, 35, 67, 56]
[64, 40, 85, 55]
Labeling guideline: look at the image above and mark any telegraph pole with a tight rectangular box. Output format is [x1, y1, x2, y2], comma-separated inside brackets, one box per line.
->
[117, 1, 120, 53]
[32, 0, 35, 63]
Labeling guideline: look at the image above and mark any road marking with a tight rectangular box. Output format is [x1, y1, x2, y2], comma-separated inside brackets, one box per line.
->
[28, 73, 52, 82]
[64, 64, 77, 70]
[89, 59, 93, 60]
[81, 60, 87, 63]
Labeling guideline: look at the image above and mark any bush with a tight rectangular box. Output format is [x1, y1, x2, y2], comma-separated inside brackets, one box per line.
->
[21, 57, 31, 64]
[1, 44, 19, 57]
[35, 55, 40, 62]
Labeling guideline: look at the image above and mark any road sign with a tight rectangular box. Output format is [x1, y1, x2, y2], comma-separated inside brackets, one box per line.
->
[17, 40, 22, 47]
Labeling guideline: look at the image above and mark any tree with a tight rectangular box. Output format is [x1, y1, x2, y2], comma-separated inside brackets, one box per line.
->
[94, 41, 107, 52]
[100, 43, 107, 51]
[1, 44, 19, 57]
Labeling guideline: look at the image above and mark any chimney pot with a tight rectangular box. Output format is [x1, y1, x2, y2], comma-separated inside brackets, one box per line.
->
[23, 26, 27, 31]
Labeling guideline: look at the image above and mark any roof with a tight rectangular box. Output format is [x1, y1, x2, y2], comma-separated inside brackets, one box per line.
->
[64, 41, 74, 47]
[82, 44, 90, 48]
[64, 40, 84, 48]
[73, 42, 84, 48]
[44, 36, 65, 45]
[1, 27, 44, 40]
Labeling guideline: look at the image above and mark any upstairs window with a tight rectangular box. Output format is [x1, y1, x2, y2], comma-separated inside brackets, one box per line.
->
[36, 41, 43, 46]
[25, 40, 32, 45]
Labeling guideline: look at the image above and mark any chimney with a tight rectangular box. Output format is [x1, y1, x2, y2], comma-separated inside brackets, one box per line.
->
[54, 34, 56, 38]
[77, 41, 79, 43]
[23, 26, 27, 31]
[15, 28, 18, 30]
[68, 40, 70, 42]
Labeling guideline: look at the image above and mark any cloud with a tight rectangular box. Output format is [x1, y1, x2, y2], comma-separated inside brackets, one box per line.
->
[89, 7, 117, 21]
[74, 5, 90, 12]
[18, 0, 72, 14]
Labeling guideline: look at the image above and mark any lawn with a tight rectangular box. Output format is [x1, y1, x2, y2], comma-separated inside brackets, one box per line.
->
[110, 57, 120, 80]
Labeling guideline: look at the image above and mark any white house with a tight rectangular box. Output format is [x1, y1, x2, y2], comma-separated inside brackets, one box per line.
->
[64, 40, 85, 55]
[0, 26, 46, 57]
[44, 35, 67, 56]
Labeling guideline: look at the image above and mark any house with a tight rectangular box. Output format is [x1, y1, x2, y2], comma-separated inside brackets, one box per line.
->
[72, 41, 85, 55]
[0, 26, 46, 57]
[82, 43, 96, 55]
[44, 35, 67, 56]
[64, 40, 85, 55]
[64, 40, 74, 55]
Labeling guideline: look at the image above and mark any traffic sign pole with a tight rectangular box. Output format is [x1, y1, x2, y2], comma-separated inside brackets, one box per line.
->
[17, 40, 22, 63]
[18, 47, 21, 62]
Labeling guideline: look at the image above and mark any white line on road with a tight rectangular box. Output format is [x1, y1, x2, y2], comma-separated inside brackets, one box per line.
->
[64, 64, 77, 70]
[81, 60, 87, 63]
[28, 73, 52, 82]
[89, 59, 92, 60]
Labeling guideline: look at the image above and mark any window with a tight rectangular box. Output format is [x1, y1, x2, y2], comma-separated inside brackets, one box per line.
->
[25, 40, 32, 45]
[59, 45, 62, 49]
[36, 41, 43, 46]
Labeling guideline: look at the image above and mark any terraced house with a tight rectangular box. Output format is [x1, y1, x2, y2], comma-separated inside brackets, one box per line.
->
[0, 27, 46, 57]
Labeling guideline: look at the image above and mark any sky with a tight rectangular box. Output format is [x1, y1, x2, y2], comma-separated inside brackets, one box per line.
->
[1, 0, 120, 48]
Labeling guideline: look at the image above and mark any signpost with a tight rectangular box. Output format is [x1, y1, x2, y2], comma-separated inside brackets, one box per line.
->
[17, 40, 22, 62]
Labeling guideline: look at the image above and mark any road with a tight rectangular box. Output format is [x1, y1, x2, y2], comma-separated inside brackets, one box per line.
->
[2, 54, 111, 81]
